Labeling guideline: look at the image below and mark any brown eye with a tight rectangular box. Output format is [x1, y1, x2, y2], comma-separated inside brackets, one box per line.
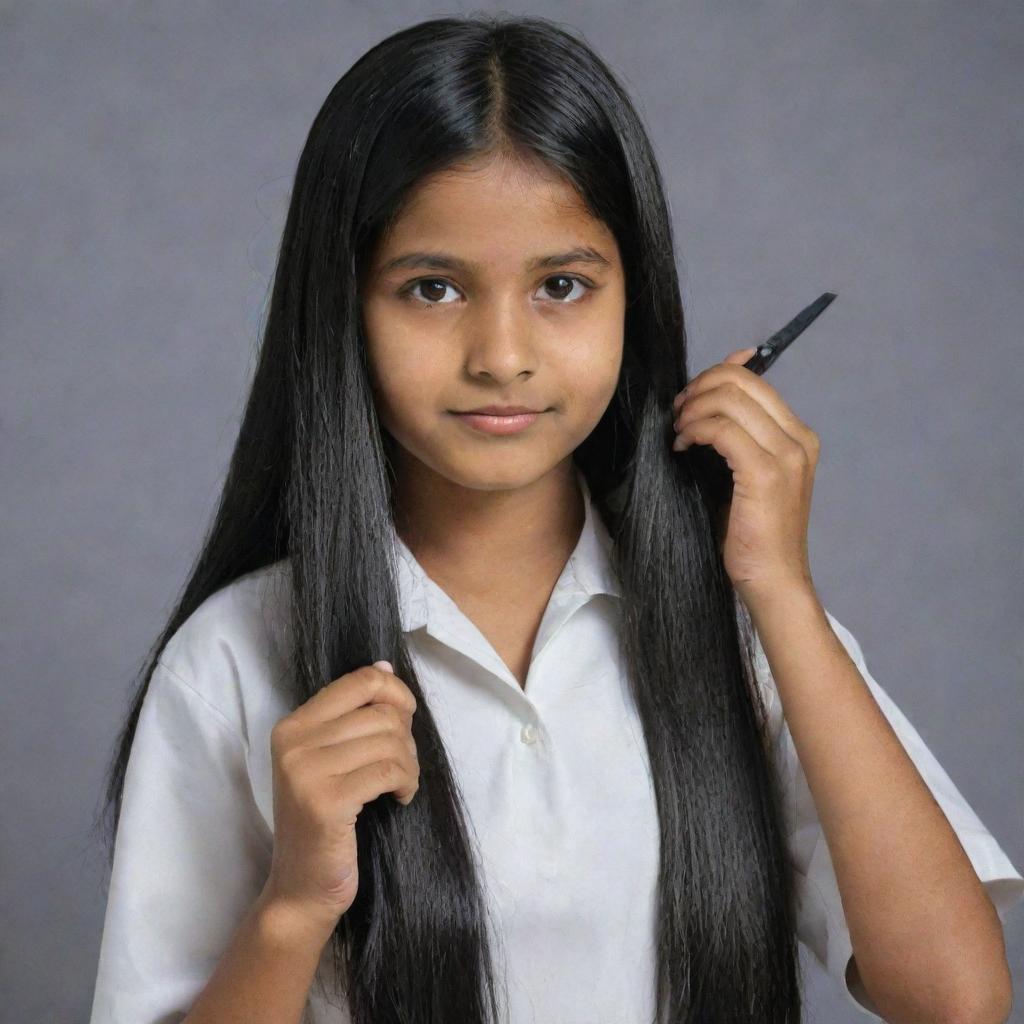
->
[540, 275, 592, 303]
[402, 278, 459, 306]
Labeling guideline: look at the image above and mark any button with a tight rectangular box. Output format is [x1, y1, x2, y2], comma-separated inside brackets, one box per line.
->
[520, 723, 537, 744]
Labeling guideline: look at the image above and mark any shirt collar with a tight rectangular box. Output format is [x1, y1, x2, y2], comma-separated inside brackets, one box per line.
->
[389, 464, 621, 634]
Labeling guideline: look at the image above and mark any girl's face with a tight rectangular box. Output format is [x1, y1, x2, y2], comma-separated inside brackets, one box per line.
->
[359, 154, 626, 494]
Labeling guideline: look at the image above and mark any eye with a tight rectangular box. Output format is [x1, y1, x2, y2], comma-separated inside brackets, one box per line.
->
[399, 274, 596, 308]
[539, 274, 592, 303]
[401, 278, 460, 306]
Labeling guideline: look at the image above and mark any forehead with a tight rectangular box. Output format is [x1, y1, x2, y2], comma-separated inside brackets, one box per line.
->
[371, 157, 618, 266]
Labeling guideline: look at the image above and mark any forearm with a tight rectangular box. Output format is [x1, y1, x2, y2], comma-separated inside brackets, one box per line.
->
[743, 583, 1011, 1024]
[182, 889, 335, 1024]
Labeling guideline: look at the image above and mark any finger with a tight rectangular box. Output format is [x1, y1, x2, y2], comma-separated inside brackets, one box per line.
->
[319, 739, 421, 806]
[674, 381, 806, 458]
[302, 731, 419, 791]
[288, 665, 417, 731]
[673, 347, 756, 412]
[723, 345, 757, 364]
[327, 757, 419, 809]
[676, 365, 815, 454]
[300, 700, 415, 753]
[674, 413, 773, 475]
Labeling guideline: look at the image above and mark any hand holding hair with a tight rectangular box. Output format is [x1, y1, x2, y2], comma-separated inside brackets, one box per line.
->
[260, 661, 420, 938]
[671, 346, 820, 604]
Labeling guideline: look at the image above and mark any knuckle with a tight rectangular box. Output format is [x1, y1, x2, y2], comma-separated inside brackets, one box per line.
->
[783, 442, 808, 468]
[357, 663, 384, 684]
[358, 678, 383, 705]
[371, 702, 403, 729]
[270, 719, 294, 754]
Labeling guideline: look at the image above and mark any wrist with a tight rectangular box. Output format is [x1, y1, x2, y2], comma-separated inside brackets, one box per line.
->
[254, 888, 340, 954]
[737, 575, 822, 625]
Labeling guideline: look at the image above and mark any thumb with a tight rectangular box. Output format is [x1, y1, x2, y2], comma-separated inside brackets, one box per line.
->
[724, 345, 757, 365]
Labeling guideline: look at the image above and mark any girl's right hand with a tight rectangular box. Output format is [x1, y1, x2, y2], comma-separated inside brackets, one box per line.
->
[260, 660, 419, 936]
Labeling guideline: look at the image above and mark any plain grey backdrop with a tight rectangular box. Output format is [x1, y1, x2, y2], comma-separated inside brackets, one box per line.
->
[2, 1, 1022, 1021]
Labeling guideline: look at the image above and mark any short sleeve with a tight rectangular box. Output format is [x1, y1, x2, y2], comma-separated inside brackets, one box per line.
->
[763, 609, 1024, 1021]
[89, 659, 273, 1023]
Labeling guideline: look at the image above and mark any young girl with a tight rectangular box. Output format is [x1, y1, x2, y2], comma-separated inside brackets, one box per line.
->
[89, 14, 1023, 1024]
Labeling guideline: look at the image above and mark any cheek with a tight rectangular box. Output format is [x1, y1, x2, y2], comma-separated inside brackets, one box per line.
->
[371, 354, 447, 433]
[558, 330, 624, 419]
[363, 314, 448, 420]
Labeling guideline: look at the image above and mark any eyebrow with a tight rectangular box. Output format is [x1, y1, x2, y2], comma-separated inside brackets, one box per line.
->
[378, 246, 613, 275]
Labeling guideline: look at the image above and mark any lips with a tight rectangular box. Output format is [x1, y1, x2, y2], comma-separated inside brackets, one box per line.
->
[452, 409, 544, 435]
[456, 405, 544, 415]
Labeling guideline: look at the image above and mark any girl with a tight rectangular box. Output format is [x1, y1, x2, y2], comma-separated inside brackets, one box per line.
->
[89, 14, 1023, 1024]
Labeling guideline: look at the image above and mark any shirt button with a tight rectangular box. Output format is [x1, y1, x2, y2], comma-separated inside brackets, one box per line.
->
[520, 723, 537, 744]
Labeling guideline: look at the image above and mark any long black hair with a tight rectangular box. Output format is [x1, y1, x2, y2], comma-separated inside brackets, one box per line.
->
[95, 14, 801, 1022]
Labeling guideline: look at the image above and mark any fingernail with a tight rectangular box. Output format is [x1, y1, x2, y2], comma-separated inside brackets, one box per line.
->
[373, 660, 394, 673]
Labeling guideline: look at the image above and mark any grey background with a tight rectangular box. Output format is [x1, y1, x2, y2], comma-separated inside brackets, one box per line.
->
[2, 1, 1022, 1021]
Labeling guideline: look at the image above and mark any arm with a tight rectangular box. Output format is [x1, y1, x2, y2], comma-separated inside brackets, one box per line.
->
[183, 889, 336, 1024]
[744, 582, 1013, 1024]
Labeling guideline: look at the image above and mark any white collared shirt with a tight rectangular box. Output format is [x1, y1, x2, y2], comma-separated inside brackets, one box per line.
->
[89, 468, 1024, 1023]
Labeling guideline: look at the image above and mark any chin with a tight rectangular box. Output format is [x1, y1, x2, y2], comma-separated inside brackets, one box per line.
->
[432, 453, 568, 493]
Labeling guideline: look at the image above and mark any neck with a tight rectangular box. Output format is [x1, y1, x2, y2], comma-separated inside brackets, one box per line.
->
[390, 456, 585, 598]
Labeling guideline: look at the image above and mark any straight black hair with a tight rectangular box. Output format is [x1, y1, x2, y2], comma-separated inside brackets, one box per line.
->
[95, 14, 802, 1022]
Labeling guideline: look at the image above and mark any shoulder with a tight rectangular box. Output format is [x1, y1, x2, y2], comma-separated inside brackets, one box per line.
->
[156, 558, 295, 749]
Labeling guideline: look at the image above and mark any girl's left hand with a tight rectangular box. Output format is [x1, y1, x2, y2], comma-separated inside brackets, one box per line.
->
[670, 346, 820, 603]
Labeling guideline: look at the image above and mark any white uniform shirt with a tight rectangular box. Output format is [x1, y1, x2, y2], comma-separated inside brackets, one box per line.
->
[89, 468, 1024, 1023]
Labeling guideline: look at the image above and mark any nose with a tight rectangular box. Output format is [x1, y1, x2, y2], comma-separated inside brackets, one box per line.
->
[462, 293, 538, 383]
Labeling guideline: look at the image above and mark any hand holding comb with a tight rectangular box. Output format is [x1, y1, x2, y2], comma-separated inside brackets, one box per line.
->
[675, 291, 837, 532]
